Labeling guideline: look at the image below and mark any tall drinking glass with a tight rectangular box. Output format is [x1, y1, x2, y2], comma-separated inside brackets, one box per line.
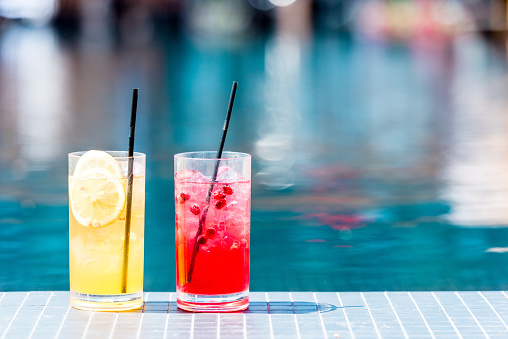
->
[175, 152, 251, 312]
[68, 150, 145, 311]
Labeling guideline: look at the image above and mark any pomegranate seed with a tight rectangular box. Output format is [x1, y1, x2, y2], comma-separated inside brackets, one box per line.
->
[215, 199, 227, 209]
[197, 236, 207, 245]
[205, 228, 216, 239]
[190, 204, 200, 215]
[213, 190, 226, 200]
[223, 185, 233, 195]
[178, 192, 190, 204]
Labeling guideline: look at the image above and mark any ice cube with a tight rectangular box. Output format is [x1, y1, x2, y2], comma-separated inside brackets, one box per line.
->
[70, 236, 85, 258]
[175, 170, 210, 183]
[120, 162, 145, 177]
[219, 211, 249, 239]
[191, 171, 211, 183]
[97, 253, 122, 276]
[175, 170, 194, 181]
[216, 166, 243, 183]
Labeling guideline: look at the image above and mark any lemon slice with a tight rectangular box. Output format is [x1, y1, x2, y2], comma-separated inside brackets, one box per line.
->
[70, 168, 126, 228]
[73, 150, 123, 178]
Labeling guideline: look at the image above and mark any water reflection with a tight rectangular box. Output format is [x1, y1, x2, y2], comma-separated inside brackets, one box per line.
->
[256, 34, 301, 190]
[1, 17, 508, 291]
[441, 35, 508, 226]
[0, 25, 68, 168]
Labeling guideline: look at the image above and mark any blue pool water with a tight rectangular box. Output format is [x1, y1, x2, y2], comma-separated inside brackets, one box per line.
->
[1, 23, 508, 291]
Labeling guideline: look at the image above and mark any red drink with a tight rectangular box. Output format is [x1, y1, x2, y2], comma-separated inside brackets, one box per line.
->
[174, 152, 251, 312]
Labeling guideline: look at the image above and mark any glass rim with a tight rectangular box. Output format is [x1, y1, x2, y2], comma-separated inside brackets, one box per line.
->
[68, 150, 146, 160]
[174, 151, 251, 160]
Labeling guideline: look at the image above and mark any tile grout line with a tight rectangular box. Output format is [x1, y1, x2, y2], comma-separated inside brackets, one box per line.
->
[478, 291, 508, 332]
[190, 312, 195, 339]
[55, 304, 72, 339]
[312, 292, 328, 339]
[431, 292, 463, 339]
[108, 313, 119, 339]
[216, 313, 220, 339]
[288, 292, 302, 339]
[163, 293, 172, 339]
[500, 291, 508, 300]
[136, 292, 149, 339]
[242, 311, 247, 339]
[455, 292, 489, 338]
[1, 292, 30, 339]
[407, 292, 436, 339]
[336, 292, 354, 339]
[28, 292, 54, 339]
[360, 292, 382, 339]
[265, 292, 274, 339]
[383, 292, 409, 339]
[81, 311, 94, 339]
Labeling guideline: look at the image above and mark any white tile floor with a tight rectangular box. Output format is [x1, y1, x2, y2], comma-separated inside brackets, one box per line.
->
[1, 291, 508, 338]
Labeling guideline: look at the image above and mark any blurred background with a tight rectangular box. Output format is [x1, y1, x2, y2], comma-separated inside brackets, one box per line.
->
[2, 0, 508, 292]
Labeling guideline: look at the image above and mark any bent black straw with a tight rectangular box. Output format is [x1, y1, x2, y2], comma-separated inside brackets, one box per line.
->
[121, 88, 138, 293]
[186, 81, 238, 284]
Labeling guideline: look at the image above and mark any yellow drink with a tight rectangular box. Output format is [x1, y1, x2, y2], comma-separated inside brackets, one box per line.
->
[68, 150, 145, 311]
[69, 176, 144, 295]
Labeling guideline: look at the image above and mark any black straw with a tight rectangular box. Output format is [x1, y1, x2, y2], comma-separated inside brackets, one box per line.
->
[186, 81, 238, 284]
[121, 88, 138, 293]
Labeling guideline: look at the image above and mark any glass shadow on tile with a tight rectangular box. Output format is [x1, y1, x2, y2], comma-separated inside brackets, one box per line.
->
[140, 301, 364, 314]
[246, 301, 340, 314]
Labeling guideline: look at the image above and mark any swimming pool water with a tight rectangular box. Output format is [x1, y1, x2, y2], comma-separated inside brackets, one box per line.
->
[1, 24, 508, 291]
